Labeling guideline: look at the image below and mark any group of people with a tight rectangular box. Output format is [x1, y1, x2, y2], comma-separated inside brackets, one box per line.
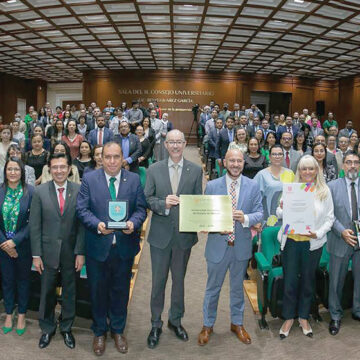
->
[0, 99, 359, 357]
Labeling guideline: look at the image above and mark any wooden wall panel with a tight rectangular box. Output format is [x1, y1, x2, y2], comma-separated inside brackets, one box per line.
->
[0, 73, 46, 124]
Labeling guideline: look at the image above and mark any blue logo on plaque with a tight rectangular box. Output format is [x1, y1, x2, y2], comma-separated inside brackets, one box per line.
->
[109, 201, 126, 222]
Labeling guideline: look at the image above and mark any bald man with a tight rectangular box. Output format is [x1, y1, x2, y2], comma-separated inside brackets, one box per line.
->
[145, 130, 203, 349]
[198, 149, 263, 346]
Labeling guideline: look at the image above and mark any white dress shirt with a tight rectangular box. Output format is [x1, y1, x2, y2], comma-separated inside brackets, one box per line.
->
[225, 173, 249, 228]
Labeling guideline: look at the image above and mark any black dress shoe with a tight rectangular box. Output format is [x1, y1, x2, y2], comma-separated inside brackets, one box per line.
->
[352, 314, 360, 321]
[62, 331, 76, 349]
[329, 320, 341, 336]
[147, 327, 162, 349]
[168, 321, 189, 341]
[39, 332, 55, 349]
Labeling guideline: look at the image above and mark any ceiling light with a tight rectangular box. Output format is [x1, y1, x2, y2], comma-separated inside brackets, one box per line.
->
[294, 0, 304, 3]
[7, 0, 17, 3]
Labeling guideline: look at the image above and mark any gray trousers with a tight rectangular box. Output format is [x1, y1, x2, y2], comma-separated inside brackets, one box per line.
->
[150, 243, 191, 328]
[329, 249, 360, 320]
[203, 246, 248, 327]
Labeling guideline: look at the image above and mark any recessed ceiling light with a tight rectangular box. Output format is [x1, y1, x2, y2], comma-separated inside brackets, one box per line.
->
[7, 0, 17, 3]
[294, 0, 304, 3]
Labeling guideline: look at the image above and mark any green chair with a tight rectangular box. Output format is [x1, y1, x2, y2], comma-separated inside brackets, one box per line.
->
[255, 226, 282, 329]
[139, 166, 146, 189]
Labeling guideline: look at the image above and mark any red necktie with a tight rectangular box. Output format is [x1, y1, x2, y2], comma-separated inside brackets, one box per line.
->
[58, 188, 65, 215]
[98, 128, 103, 145]
[285, 151, 290, 168]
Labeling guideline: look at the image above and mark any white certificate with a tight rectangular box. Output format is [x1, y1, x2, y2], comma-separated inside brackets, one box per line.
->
[282, 183, 315, 235]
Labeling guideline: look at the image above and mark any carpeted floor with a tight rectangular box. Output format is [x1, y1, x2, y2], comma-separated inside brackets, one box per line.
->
[0, 146, 360, 360]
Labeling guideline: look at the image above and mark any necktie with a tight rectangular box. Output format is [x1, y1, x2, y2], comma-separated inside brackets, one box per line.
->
[285, 151, 290, 168]
[109, 177, 116, 200]
[351, 182, 358, 221]
[98, 128, 103, 145]
[58, 188, 65, 215]
[228, 180, 237, 244]
[287, 127, 292, 134]
[171, 164, 179, 195]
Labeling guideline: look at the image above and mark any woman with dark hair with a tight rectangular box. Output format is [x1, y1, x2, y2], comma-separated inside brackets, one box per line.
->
[261, 131, 276, 163]
[135, 125, 151, 168]
[254, 128, 265, 149]
[243, 137, 267, 179]
[0, 145, 35, 186]
[77, 115, 88, 138]
[62, 119, 83, 160]
[142, 117, 156, 156]
[293, 131, 308, 155]
[0, 125, 17, 168]
[312, 143, 337, 182]
[25, 125, 51, 152]
[0, 157, 34, 335]
[63, 110, 72, 127]
[38, 107, 49, 128]
[72, 140, 92, 179]
[83, 144, 103, 174]
[120, 101, 129, 118]
[40, 141, 80, 184]
[24, 134, 48, 185]
[50, 119, 65, 148]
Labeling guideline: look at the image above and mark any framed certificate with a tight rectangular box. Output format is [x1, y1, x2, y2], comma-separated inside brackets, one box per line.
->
[179, 195, 233, 232]
[282, 183, 315, 235]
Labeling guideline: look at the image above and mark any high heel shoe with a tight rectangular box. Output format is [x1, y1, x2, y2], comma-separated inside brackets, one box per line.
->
[299, 320, 313, 338]
[16, 324, 27, 336]
[279, 319, 293, 340]
[2, 313, 14, 334]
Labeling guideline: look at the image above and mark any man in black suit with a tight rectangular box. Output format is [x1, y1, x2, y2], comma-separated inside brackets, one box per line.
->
[30, 153, 85, 349]
[276, 116, 299, 141]
[215, 117, 235, 166]
[114, 120, 142, 173]
[208, 119, 223, 176]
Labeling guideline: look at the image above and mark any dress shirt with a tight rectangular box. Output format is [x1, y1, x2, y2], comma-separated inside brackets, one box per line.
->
[228, 129, 234, 143]
[225, 173, 249, 228]
[104, 171, 121, 244]
[345, 177, 359, 219]
[165, 157, 184, 216]
[120, 135, 133, 164]
[54, 180, 68, 208]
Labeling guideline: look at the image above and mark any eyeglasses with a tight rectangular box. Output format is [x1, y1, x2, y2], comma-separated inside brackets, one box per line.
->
[281, 137, 292, 141]
[345, 160, 360, 166]
[166, 141, 185, 146]
[271, 153, 284, 158]
[7, 167, 21, 173]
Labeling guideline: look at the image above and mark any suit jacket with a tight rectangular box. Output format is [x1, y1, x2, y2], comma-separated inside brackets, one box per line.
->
[276, 125, 299, 142]
[76, 169, 147, 262]
[282, 148, 301, 173]
[310, 127, 324, 138]
[338, 128, 353, 138]
[327, 152, 339, 175]
[145, 159, 202, 250]
[88, 127, 114, 147]
[30, 181, 85, 269]
[113, 133, 142, 173]
[215, 128, 235, 159]
[205, 175, 263, 263]
[208, 128, 220, 158]
[0, 185, 34, 257]
[327, 178, 360, 257]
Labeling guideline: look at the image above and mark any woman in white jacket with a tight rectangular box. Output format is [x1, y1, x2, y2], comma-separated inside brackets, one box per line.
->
[277, 155, 334, 339]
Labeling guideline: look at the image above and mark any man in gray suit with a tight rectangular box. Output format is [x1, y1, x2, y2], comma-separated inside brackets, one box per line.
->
[198, 149, 263, 346]
[30, 153, 85, 349]
[328, 151, 360, 335]
[145, 129, 202, 349]
[280, 132, 301, 173]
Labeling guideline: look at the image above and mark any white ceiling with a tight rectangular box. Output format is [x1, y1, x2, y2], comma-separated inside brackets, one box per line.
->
[0, 0, 360, 82]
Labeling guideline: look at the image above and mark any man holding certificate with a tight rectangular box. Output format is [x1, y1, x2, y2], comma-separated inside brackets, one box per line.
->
[276, 155, 334, 339]
[76, 142, 147, 355]
[145, 130, 202, 349]
[198, 149, 263, 346]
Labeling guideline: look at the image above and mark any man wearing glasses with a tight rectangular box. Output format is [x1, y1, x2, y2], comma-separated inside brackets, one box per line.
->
[328, 152, 360, 335]
[144, 130, 202, 349]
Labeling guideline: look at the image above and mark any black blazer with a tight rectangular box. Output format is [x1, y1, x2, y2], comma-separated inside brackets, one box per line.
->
[0, 184, 34, 257]
[215, 128, 235, 159]
[139, 138, 151, 168]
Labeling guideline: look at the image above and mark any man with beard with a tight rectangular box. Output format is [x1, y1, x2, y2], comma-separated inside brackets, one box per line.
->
[328, 152, 360, 336]
[197, 149, 263, 346]
[88, 116, 114, 147]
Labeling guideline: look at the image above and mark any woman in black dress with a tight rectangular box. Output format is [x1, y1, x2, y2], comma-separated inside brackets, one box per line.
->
[24, 134, 48, 185]
[72, 140, 92, 179]
[135, 125, 152, 168]
[243, 137, 267, 179]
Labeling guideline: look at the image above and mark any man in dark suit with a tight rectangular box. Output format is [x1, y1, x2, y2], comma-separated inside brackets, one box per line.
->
[76, 142, 147, 356]
[86, 107, 101, 132]
[328, 152, 360, 336]
[114, 120, 142, 173]
[145, 130, 202, 349]
[215, 117, 235, 165]
[88, 115, 114, 147]
[30, 153, 85, 349]
[276, 116, 299, 142]
[208, 119, 223, 176]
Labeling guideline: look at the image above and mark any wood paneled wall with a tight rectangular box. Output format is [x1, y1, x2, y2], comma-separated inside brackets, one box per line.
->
[0, 73, 46, 124]
[83, 70, 341, 137]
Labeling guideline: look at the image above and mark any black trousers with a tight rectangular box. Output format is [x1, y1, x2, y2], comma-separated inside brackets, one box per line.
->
[281, 239, 322, 320]
[39, 248, 76, 334]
